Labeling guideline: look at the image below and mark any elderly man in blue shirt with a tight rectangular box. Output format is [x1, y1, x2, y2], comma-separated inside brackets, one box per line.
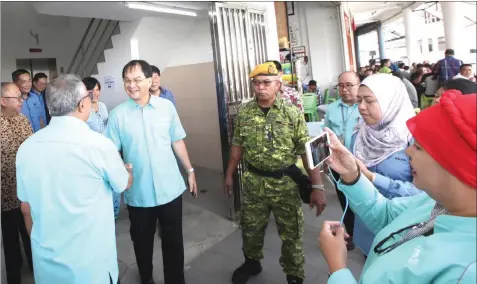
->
[12, 69, 50, 132]
[324, 71, 362, 250]
[16, 74, 133, 284]
[150, 65, 177, 107]
[106, 60, 197, 284]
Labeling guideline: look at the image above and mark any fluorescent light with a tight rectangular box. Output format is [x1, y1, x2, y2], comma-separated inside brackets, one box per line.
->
[125, 2, 197, 17]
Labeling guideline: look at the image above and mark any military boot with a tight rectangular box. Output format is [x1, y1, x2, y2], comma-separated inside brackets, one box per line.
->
[286, 275, 304, 284]
[232, 257, 262, 284]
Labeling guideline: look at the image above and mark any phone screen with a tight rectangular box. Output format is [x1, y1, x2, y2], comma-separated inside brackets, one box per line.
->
[309, 133, 331, 168]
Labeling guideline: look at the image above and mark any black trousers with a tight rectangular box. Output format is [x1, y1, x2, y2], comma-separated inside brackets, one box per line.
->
[331, 169, 355, 237]
[128, 195, 185, 284]
[1, 208, 33, 284]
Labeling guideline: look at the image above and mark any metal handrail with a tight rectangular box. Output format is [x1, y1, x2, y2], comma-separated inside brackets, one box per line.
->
[67, 18, 95, 74]
[86, 21, 120, 76]
[75, 19, 104, 75]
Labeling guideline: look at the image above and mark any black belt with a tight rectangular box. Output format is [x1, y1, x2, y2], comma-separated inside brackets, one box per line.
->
[246, 162, 293, 179]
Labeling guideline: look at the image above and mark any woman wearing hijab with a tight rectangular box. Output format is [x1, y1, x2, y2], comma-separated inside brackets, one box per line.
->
[351, 74, 422, 256]
[318, 91, 476, 283]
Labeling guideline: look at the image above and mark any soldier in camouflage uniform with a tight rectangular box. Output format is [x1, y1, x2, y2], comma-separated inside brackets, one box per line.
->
[224, 62, 328, 284]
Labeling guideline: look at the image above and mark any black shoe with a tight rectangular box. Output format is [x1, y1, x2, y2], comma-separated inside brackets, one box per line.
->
[345, 236, 356, 251]
[141, 279, 155, 284]
[286, 275, 304, 284]
[232, 257, 262, 284]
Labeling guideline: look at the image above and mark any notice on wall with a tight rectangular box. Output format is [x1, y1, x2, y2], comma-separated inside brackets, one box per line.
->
[104, 76, 115, 90]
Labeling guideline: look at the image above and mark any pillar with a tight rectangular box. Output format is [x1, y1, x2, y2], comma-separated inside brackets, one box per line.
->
[376, 23, 386, 59]
[441, 2, 468, 58]
[403, 8, 419, 66]
[354, 33, 361, 68]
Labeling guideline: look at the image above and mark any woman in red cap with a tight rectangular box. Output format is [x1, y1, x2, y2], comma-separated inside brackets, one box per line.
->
[318, 91, 476, 283]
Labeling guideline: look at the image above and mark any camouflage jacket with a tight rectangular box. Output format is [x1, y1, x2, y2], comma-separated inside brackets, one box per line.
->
[232, 94, 309, 172]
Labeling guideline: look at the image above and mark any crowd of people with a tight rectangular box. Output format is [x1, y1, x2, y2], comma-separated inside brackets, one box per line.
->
[0, 53, 476, 284]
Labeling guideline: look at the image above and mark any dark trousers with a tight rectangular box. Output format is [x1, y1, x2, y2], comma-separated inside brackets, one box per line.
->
[331, 170, 355, 237]
[1, 208, 33, 284]
[128, 195, 185, 284]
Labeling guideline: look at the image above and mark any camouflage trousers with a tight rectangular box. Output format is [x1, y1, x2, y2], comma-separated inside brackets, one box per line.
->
[240, 170, 305, 279]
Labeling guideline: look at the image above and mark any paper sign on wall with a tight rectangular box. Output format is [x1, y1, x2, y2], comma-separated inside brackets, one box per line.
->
[104, 76, 115, 89]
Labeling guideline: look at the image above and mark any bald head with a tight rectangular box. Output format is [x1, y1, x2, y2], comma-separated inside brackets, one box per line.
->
[338, 71, 360, 83]
[1, 82, 23, 115]
[1, 82, 20, 97]
[337, 71, 360, 105]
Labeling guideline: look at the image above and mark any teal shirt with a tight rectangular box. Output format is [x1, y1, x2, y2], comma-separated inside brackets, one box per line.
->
[106, 96, 187, 207]
[329, 176, 476, 283]
[16, 116, 129, 284]
[324, 99, 361, 150]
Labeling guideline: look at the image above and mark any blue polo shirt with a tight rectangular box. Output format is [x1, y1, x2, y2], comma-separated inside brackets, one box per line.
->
[16, 116, 129, 284]
[106, 95, 187, 207]
[21, 90, 48, 133]
[324, 98, 361, 150]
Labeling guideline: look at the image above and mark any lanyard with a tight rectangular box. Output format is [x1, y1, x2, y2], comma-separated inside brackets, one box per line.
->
[340, 104, 357, 146]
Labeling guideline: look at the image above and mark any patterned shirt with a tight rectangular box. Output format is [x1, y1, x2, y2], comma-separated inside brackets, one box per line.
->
[280, 85, 304, 112]
[86, 102, 108, 134]
[1, 113, 33, 211]
[232, 94, 309, 171]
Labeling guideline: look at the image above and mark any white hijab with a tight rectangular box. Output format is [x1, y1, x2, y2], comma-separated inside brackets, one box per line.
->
[354, 74, 415, 167]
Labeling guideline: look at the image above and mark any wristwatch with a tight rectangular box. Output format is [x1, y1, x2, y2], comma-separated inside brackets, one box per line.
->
[187, 168, 195, 174]
[311, 184, 325, 191]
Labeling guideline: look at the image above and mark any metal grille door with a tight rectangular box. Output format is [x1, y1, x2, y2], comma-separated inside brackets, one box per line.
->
[209, 2, 268, 219]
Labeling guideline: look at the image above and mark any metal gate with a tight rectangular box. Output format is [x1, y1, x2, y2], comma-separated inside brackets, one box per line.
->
[209, 2, 268, 220]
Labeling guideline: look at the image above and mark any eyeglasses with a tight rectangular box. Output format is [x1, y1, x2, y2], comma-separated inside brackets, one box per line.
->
[77, 91, 94, 107]
[2, 95, 24, 101]
[124, 78, 147, 86]
[373, 222, 428, 255]
[251, 79, 277, 87]
[337, 83, 358, 89]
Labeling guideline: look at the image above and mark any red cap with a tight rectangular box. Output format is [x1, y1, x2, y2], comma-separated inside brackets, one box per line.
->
[406, 90, 476, 188]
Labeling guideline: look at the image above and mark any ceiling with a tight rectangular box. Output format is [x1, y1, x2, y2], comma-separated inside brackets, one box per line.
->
[32, 1, 211, 21]
[348, 1, 416, 27]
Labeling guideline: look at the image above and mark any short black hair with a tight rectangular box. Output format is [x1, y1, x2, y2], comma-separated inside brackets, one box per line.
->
[33, 72, 48, 82]
[151, 65, 161, 76]
[265, 60, 282, 72]
[308, 80, 317, 86]
[12, 69, 30, 82]
[338, 71, 360, 82]
[82, 77, 101, 91]
[460, 64, 472, 71]
[442, 79, 476, 95]
[398, 62, 405, 69]
[445, 49, 455, 56]
[380, 59, 390, 65]
[122, 60, 153, 79]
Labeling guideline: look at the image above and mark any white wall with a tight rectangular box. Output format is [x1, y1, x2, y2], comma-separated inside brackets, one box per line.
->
[94, 21, 141, 111]
[289, 2, 345, 90]
[0, 2, 90, 81]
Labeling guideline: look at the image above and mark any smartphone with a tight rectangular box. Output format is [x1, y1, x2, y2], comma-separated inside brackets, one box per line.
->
[305, 132, 332, 170]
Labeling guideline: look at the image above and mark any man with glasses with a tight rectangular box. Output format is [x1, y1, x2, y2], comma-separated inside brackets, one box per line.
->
[106, 60, 197, 284]
[324, 71, 362, 250]
[16, 74, 132, 284]
[1, 82, 34, 283]
[12, 69, 50, 132]
[224, 62, 327, 284]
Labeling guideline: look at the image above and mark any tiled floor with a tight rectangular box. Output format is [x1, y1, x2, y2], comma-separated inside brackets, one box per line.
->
[12, 166, 365, 283]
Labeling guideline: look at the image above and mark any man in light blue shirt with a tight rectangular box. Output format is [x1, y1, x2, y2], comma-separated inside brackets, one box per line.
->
[324, 71, 361, 250]
[16, 74, 133, 284]
[106, 60, 197, 284]
[150, 65, 177, 107]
